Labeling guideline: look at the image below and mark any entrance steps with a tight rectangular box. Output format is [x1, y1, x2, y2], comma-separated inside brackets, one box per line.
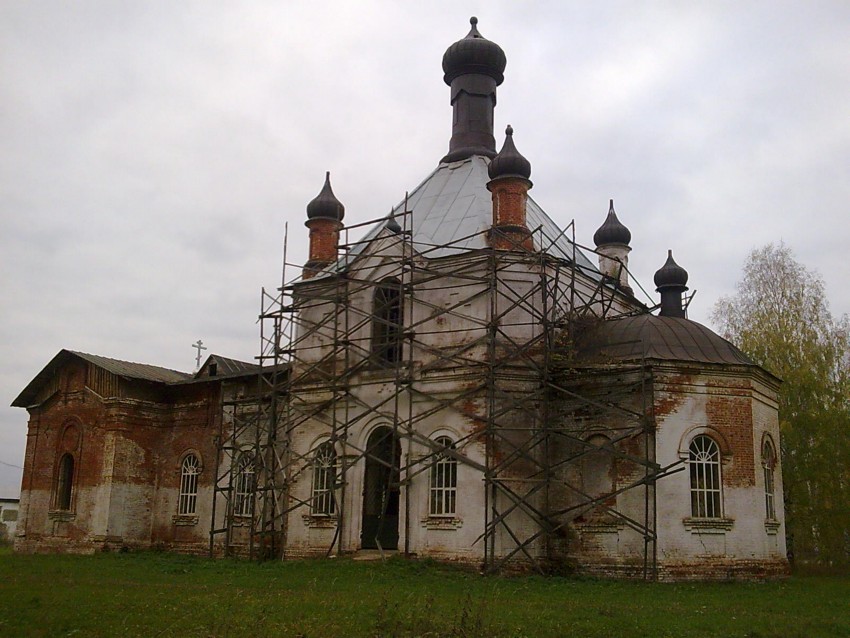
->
[352, 549, 399, 561]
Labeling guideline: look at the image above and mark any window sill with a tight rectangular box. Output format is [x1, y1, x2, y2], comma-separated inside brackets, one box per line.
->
[48, 510, 76, 522]
[765, 519, 781, 535]
[683, 517, 734, 533]
[360, 362, 411, 379]
[574, 521, 623, 534]
[172, 515, 199, 527]
[303, 514, 338, 529]
[421, 516, 462, 530]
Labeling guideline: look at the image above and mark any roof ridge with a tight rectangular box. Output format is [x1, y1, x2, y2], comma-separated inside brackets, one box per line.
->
[68, 350, 191, 377]
[207, 353, 257, 366]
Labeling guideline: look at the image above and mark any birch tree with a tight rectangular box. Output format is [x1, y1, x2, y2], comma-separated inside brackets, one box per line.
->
[712, 243, 850, 564]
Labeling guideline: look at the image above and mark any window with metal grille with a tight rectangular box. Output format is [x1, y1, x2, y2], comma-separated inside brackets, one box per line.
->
[55, 453, 74, 510]
[430, 437, 457, 516]
[689, 435, 722, 518]
[178, 454, 200, 515]
[311, 442, 336, 516]
[763, 438, 777, 520]
[371, 278, 403, 366]
[233, 453, 255, 518]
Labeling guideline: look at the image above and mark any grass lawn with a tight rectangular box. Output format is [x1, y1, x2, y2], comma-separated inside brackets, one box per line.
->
[0, 548, 848, 637]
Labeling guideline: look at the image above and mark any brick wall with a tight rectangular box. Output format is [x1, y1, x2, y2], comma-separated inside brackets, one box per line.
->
[15, 358, 220, 554]
[705, 390, 755, 487]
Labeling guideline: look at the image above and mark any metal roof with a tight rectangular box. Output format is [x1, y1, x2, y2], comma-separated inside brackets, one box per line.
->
[194, 354, 261, 380]
[327, 155, 600, 277]
[12, 350, 190, 407]
[576, 315, 756, 367]
[12, 350, 264, 408]
[69, 351, 192, 383]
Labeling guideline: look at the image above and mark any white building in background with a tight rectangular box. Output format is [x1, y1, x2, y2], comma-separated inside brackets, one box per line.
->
[0, 496, 20, 543]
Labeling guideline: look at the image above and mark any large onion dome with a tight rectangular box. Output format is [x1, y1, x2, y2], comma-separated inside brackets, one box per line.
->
[442, 17, 506, 85]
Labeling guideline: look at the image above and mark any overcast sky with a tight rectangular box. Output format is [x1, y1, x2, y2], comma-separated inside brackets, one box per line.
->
[2, 1, 849, 495]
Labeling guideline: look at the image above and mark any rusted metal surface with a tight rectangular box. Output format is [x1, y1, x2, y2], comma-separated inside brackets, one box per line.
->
[575, 315, 756, 366]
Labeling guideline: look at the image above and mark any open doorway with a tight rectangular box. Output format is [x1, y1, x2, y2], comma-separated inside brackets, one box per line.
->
[361, 426, 401, 549]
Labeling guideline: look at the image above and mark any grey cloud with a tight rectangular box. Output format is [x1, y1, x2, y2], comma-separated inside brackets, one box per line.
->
[2, 0, 849, 491]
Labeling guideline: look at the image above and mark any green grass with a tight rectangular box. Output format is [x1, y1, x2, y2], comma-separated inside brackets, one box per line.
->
[0, 548, 848, 637]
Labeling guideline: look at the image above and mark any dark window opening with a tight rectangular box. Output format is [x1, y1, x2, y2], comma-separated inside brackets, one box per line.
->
[371, 278, 403, 366]
[55, 453, 74, 511]
[763, 439, 777, 520]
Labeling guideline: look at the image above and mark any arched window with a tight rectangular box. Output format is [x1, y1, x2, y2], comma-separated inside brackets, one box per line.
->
[689, 435, 722, 518]
[372, 278, 403, 366]
[54, 453, 74, 511]
[311, 442, 337, 516]
[233, 453, 255, 518]
[763, 438, 777, 520]
[430, 436, 457, 516]
[178, 454, 200, 515]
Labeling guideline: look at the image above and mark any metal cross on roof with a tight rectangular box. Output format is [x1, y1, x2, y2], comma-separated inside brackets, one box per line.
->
[192, 339, 207, 369]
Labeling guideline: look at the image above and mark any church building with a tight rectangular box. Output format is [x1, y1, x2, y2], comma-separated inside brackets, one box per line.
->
[11, 18, 788, 580]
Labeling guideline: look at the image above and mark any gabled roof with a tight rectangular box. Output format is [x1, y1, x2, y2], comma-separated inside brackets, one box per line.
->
[322, 155, 601, 279]
[195, 354, 261, 379]
[11, 349, 193, 407]
[575, 315, 757, 367]
[11, 350, 262, 408]
[70, 351, 192, 383]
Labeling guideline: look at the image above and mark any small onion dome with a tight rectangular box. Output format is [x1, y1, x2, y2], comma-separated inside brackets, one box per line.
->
[442, 17, 507, 85]
[488, 125, 531, 180]
[593, 199, 631, 247]
[306, 171, 345, 222]
[654, 250, 689, 290]
[385, 214, 402, 234]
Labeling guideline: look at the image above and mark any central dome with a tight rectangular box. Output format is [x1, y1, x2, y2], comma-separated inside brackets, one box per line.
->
[442, 17, 506, 85]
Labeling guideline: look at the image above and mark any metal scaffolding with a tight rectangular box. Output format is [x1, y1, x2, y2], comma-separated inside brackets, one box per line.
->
[210, 205, 678, 578]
